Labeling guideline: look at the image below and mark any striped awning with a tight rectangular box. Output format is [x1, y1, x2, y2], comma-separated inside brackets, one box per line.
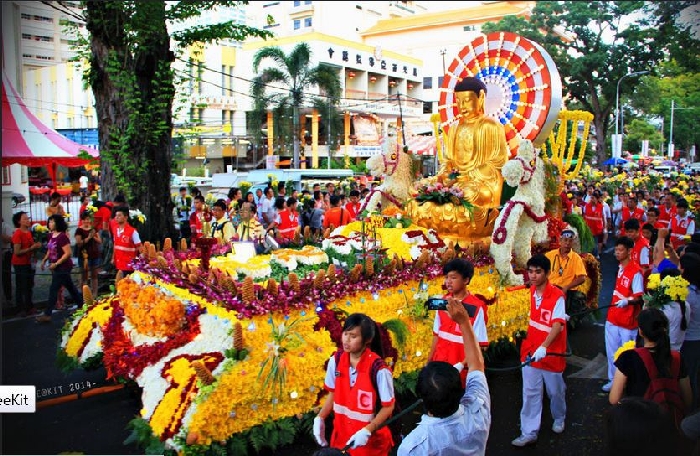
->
[402, 135, 436, 156]
[2, 70, 98, 167]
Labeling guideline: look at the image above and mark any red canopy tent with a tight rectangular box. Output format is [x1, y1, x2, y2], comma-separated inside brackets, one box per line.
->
[1, 70, 98, 190]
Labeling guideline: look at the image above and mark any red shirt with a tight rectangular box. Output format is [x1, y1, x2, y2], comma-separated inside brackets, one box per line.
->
[11, 229, 35, 266]
[93, 206, 112, 232]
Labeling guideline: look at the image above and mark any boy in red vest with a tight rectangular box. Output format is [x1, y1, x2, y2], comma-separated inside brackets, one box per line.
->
[112, 206, 142, 284]
[427, 258, 488, 387]
[511, 254, 568, 447]
[624, 218, 651, 280]
[584, 191, 605, 258]
[670, 199, 695, 251]
[345, 190, 362, 220]
[602, 237, 644, 393]
[276, 197, 299, 241]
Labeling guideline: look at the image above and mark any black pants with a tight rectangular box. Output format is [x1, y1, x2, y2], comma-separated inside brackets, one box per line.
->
[2, 250, 11, 301]
[13, 264, 34, 312]
[44, 270, 82, 317]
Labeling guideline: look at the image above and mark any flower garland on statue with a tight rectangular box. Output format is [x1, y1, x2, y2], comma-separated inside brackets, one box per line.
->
[492, 201, 548, 245]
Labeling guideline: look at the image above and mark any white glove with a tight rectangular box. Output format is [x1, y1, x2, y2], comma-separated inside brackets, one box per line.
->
[532, 346, 547, 362]
[453, 362, 465, 373]
[313, 416, 328, 447]
[345, 427, 372, 449]
[616, 299, 629, 308]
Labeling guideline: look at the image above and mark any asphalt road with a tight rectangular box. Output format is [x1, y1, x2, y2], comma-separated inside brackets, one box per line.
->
[0, 246, 618, 455]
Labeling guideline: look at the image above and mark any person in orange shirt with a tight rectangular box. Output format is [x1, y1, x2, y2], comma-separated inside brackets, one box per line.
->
[323, 195, 353, 230]
[545, 229, 587, 319]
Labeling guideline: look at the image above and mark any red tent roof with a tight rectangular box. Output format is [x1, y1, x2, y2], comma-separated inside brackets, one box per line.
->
[1, 70, 98, 167]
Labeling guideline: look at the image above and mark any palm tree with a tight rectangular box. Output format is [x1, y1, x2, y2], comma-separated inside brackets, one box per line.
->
[251, 43, 341, 169]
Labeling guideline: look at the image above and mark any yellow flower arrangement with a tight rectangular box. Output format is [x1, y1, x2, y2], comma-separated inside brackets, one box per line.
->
[644, 273, 689, 310]
[63, 300, 114, 358]
[614, 340, 636, 361]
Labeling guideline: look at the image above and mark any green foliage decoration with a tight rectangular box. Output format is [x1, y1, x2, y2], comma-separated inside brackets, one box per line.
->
[564, 212, 595, 254]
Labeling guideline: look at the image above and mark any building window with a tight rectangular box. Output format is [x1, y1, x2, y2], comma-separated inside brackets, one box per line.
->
[2, 167, 10, 186]
[22, 33, 32, 40]
[293, 19, 300, 30]
[21, 13, 31, 20]
[304, 17, 312, 27]
[423, 77, 432, 89]
[437, 76, 444, 87]
[423, 101, 433, 115]
[36, 55, 54, 61]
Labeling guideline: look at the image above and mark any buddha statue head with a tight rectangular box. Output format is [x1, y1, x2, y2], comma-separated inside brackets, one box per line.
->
[454, 77, 487, 121]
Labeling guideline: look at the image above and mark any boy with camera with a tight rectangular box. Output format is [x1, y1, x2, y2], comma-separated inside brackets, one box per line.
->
[427, 258, 488, 386]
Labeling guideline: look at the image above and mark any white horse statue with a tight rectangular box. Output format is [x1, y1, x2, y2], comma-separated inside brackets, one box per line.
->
[489, 139, 549, 285]
[360, 146, 414, 214]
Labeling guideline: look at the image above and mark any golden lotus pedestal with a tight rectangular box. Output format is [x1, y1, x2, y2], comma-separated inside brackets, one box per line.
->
[405, 200, 500, 248]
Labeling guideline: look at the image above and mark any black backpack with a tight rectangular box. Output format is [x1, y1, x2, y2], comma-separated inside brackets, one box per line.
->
[635, 348, 686, 429]
[333, 350, 403, 446]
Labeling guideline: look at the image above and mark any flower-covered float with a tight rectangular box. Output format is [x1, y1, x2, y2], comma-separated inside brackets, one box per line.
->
[58, 32, 601, 455]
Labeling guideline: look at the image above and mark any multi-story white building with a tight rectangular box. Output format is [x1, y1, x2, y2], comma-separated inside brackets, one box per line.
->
[9, 1, 537, 176]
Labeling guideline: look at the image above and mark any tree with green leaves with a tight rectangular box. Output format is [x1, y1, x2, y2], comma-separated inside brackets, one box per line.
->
[250, 43, 342, 169]
[50, 1, 271, 242]
[481, 1, 698, 164]
[630, 62, 700, 156]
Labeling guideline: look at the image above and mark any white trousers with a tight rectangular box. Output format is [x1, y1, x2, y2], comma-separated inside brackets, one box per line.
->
[520, 365, 567, 437]
[604, 321, 638, 382]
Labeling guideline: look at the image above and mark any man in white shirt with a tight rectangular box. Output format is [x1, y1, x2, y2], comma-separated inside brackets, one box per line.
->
[398, 296, 491, 455]
[260, 186, 275, 228]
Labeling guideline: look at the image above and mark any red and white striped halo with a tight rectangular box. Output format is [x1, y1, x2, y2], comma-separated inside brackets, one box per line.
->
[438, 32, 562, 157]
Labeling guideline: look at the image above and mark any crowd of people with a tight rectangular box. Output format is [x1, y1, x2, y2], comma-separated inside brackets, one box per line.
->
[4, 191, 143, 321]
[177, 180, 376, 252]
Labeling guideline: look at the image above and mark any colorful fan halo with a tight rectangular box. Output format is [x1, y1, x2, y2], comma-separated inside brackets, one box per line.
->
[438, 31, 562, 157]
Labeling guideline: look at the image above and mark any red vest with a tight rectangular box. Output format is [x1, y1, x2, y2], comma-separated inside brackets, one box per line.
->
[432, 294, 487, 385]
[189, 211, 203, 241]
[670, 214, 692, 250]
[584, 202, 604, 235]
[277, 210, 298, 239]
[113, 224, 139, 271]
[631, 236, 650, 269]
[658, 205, 676, 224]
[331, 350, 393, 455]
[520, 282, 567, 373]
[345, 201, 361, 220]
[607, 262, 643, 329]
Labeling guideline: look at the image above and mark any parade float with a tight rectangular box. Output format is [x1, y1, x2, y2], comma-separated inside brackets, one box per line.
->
[58, 32, 600, 454]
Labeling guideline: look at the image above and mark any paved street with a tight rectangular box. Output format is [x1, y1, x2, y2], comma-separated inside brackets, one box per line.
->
[1, 246, 617, 455]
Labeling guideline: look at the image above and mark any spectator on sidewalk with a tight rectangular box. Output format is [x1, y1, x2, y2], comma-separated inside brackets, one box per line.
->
[37, 214, 82, 323]
[11, 212, 42, 317]
[323, 195, 353, 230]
[45, 192, 66, 221]
[74, 211, 102, 298]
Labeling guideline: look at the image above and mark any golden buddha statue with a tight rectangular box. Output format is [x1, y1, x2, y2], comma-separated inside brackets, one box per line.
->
[439, 78, 509, 207]
[406, 77, 509, 244]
